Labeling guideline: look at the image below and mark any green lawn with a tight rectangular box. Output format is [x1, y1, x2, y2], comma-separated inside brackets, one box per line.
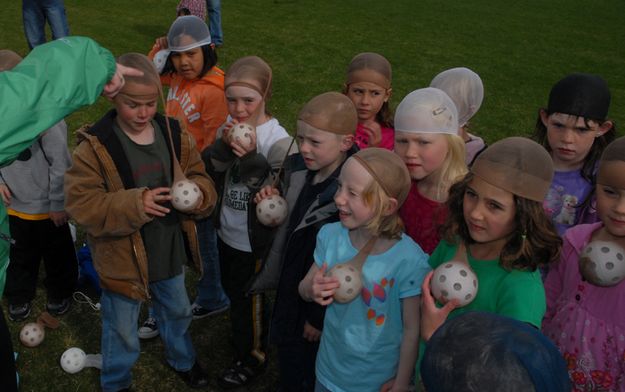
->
[2, 0, 625, 391]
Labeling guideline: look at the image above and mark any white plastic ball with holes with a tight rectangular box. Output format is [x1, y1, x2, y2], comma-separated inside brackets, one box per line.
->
[153, 49, 170, 73]
[327, 263, 363, 303]
[431, 261, 478, 307]
[579, 240, 625, 287]
[60, 347, 87, 374]
[19, 322, 45, 347]
[256, 195, 288, 227]
[171, 179, 201, 212]
[229, 123, 255, 150]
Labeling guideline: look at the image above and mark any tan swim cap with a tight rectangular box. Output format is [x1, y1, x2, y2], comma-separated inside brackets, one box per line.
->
[0, 50, 22, 71]
[471, 137, 554, 202]
[346, 52, 392, 90]
[298, 92, 358, 135]
[352, 147, 411, 206]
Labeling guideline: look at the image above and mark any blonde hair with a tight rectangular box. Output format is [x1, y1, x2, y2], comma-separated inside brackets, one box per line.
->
[361, 179, 404, 240]
[433, 134, 468, 199]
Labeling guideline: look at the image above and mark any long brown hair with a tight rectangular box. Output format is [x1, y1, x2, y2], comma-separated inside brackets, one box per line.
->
[441, 173, 561, 271]
[343, 52, 394, 128]
[533, 109, 616, 183]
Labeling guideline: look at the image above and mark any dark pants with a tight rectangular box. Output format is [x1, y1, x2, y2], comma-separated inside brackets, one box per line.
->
[4, 216, 78, 304]
[277, 339, 319, 392]
[218, 238, 267, 365]
[0, 304, 18, 391]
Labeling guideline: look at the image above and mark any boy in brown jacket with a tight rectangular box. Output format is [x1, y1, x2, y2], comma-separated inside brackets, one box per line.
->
[64, 53, 216, 391]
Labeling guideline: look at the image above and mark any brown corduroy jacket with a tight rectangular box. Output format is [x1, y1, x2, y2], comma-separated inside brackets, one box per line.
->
[64, 110, 216, 300]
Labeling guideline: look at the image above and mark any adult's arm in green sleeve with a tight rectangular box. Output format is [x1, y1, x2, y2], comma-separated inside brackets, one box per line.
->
[0, 36, 116, 166]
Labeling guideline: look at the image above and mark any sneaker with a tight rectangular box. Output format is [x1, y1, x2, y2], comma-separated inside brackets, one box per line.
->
[8, 302, 31, 322]
[175, 361, 209, 389]
[138, 317, 159, 339]
[191, 303, 229, 320]
[46, 297, 71, 316]
[217, 359, 266, 389]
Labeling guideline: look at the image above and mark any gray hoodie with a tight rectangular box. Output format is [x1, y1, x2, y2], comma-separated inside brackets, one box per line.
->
[0, 121, 71, 214]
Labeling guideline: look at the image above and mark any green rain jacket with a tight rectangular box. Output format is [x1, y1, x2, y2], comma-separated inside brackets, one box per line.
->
[0, 36, 116, 296]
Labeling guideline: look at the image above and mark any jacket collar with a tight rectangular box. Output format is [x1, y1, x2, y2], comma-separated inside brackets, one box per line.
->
[317, 144, 359, 205]
[87, 110, 183, 189]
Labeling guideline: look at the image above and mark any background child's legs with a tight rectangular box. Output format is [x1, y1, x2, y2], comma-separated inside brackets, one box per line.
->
[40, 0, 70, 40]
[277, 340, 319, 392]
[21, 0, 46, 48]
[193, 218, 229, 313]
[4, 216, 42, 305]
[100, 289, 141, 392]
[218, 238, 267, 365]
[205, 0, 223, 45]
[0, 304, 18, 392]
[150, 272, 196, 371]
[40, 220, 78, 302]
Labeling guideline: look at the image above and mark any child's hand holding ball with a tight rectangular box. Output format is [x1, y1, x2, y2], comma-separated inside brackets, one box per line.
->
[307, 263, 340, 306]
[223, 121, 256, 157]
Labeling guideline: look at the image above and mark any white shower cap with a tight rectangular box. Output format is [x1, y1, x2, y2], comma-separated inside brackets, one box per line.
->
[430, 67, 483, 127]
[167, 15, 212, 52]
[394, 87, 459, 135]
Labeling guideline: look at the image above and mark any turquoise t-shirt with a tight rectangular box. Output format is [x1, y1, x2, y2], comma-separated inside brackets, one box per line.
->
[314, 222, 431, 392]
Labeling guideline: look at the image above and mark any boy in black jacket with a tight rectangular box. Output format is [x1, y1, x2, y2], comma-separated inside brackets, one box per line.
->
[251, 92, 358, 392]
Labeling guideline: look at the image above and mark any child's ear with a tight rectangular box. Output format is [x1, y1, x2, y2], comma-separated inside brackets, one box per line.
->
[384, 88, 392, 103]
[342, 83, 349, 94]
[539, 109, 549, 127]
[340, 135, 355, 151]
[596, 120, 614, 137]
[383, 197, 399, 216]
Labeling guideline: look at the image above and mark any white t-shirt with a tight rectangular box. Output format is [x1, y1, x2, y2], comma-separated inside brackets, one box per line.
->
[218, 117, 288, 251]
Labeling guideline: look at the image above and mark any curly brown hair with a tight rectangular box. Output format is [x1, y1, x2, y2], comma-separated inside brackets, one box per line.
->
[441, 173, 562, 271]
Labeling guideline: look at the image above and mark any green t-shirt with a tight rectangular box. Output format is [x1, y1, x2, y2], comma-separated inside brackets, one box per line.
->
[417, 240, 546, 381]
[114, 120, 186, 282]
[429, 240, 546, 326]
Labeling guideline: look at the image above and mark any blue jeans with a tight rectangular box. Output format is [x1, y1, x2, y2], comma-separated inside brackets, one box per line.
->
[100, 273, 195, 392]
[205, 0, 223, 45]
[22, 0, 70, 49]
[194, 218, 229, 310]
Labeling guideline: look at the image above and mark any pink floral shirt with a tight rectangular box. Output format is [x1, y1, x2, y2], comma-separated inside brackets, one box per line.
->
[543, 222, 625, 391]
[176, 0, 206, 19]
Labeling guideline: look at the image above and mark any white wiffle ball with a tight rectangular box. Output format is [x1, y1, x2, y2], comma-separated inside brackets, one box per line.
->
[230, 123, 255, 149]
[60, 347, 87, 374]
[431, 261, 478, 307]
[580, 241, 625, 287]
[327, 263, 363, 303]
[152, 49, 170, 73]
[256, 195, 288, 227]
[171, 179, 201, 212]
[20, 322, 45, 347]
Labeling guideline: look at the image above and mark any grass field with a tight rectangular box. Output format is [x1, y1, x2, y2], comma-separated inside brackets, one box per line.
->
[1, 0, 625, 391]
